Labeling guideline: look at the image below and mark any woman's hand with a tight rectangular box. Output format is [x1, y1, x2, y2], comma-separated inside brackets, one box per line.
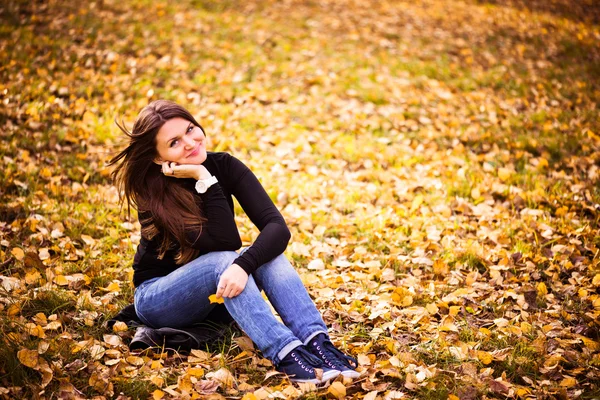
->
[216, 264, 249, 299]
[161, 162, 212, 180]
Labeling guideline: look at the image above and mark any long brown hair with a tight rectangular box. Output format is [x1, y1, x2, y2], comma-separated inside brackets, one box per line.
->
[107, 100, 206, 264]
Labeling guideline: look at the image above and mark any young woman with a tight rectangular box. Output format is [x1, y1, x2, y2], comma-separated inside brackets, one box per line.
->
[107, 100, 359, 384]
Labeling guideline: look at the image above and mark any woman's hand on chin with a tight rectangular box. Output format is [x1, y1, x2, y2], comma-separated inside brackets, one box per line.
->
[216, 264, 249, 299]
[161, 162, 212, 180]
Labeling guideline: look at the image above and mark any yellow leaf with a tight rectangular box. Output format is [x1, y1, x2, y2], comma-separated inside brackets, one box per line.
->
[426, 303, 439, 314]
[40, 167, 52, 178]
[592, 274, 600, 287]
[126, 355, 145, 366]
[26, 324, 46, 338]
[498, 168, 512, 182]
[448, 395, 460, 400]
[112, 321, 128, 332]
[537, 282, 548, 296]
[433, 259, 448, 276]
[327, 381, 346, 399]
[11, 247, 25, 261]
[209, 294, 224, 304]
[187, 367, 204, 378]
[477, 350, 493, 365]
[410, 195, 423, 213]
[559, 377, 577, 387]
[241, 394, 258, 400]
[449, 306, 461, 317]
[439, 316, 459, 332]
[580, 337, 600, 352]
[8, 304, 20, 316]
[520, 322, 532, 334]
[151, 375, 164, 387]
[151, 360, 163, 370]
[104, 282, 120, 292]
[152, 389, 165, 400]
[479, 327, 491, 337]
[25, 271, 42, 285]
[17, 349, 39, 369]
[54, 275, 69, 286]
[177, 374, 193, 394]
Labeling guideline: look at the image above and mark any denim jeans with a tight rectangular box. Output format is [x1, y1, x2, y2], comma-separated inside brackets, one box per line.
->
[133, 249, 328, 364]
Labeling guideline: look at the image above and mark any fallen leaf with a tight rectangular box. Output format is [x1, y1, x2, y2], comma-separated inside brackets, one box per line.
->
[327, 381, 346, 399]
[18, 348, 39, 369]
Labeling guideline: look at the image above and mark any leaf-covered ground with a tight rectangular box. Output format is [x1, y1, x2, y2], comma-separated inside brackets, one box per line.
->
[1, 0, 599, 398]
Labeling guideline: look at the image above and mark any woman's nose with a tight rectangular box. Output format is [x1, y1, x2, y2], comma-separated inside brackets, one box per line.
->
[183, 136, 195, 148]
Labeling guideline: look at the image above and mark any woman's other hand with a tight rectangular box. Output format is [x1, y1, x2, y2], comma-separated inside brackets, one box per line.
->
[216, 264, 249, 298]
[161, 162, 212, 180]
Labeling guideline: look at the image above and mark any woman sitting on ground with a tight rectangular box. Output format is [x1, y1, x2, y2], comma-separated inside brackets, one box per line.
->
[107, 100, 359, 384]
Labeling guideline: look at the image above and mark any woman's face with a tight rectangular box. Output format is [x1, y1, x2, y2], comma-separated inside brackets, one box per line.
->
[154, 117, 207, 165]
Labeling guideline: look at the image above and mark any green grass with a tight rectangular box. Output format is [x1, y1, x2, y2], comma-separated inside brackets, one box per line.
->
[20, 289, 77, 317]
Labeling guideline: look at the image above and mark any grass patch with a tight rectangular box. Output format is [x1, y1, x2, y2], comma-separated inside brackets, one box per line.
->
[20, 289, 77, 318]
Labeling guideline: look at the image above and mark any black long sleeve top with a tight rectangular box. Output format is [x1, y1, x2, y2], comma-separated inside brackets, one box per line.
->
[131, 152, 291, 288]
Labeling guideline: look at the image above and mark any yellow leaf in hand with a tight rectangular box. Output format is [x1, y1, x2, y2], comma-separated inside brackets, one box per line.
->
[209, 294, 224, 304]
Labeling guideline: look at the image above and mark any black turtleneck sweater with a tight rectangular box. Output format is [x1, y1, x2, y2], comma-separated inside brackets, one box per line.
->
[132, 152, 291, 287]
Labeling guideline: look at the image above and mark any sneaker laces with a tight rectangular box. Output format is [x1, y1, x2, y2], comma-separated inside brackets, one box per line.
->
[292, 345, 325, 368]
[314, 339, 358, 370]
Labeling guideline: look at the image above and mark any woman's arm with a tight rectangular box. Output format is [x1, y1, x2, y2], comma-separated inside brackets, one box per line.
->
[226, 155, 291, 275]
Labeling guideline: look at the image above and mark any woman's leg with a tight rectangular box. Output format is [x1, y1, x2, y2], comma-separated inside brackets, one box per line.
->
[252, 253, 329, 345]
[252, 253, 360, 378]
[134, 251, 301, 364]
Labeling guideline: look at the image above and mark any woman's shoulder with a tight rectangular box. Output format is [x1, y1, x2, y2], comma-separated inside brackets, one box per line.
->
[206, 152, 248, 170]
[206, 151, 236, 162]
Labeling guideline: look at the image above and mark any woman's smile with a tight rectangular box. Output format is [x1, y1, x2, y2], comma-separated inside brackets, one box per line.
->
[186, 144, 200, 158]
[154, 117, 208, 165]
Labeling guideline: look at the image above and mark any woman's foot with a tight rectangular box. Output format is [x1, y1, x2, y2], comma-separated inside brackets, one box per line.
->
[276, 345, 340, 384]
[308, 333, 361, 379]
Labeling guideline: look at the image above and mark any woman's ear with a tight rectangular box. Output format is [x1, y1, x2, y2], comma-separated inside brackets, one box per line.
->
[153, 156, 163, 165]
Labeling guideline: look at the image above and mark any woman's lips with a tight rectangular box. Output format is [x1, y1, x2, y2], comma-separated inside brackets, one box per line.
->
[186, 144, 200, 158]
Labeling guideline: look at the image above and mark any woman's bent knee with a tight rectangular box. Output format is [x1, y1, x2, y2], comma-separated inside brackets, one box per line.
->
[211, 251, 240, 277]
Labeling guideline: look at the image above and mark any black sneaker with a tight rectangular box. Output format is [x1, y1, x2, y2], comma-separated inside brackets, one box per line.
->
[276, 345, 340, 384]
[308, 333, 360, 378]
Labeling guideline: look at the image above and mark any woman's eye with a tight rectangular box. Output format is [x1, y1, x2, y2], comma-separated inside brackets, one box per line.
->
[170, 140, 178, 148]
[187, 126, 193, 133]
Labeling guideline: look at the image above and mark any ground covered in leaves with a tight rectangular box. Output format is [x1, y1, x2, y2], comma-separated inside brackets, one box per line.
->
[1, 0, 599, 398]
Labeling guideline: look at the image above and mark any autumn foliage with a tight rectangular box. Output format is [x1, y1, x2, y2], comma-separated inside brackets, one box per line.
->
[1, 0, 599, 398]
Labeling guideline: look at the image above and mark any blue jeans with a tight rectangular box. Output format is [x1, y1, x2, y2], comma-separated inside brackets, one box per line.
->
[133, 250, 328, 364]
